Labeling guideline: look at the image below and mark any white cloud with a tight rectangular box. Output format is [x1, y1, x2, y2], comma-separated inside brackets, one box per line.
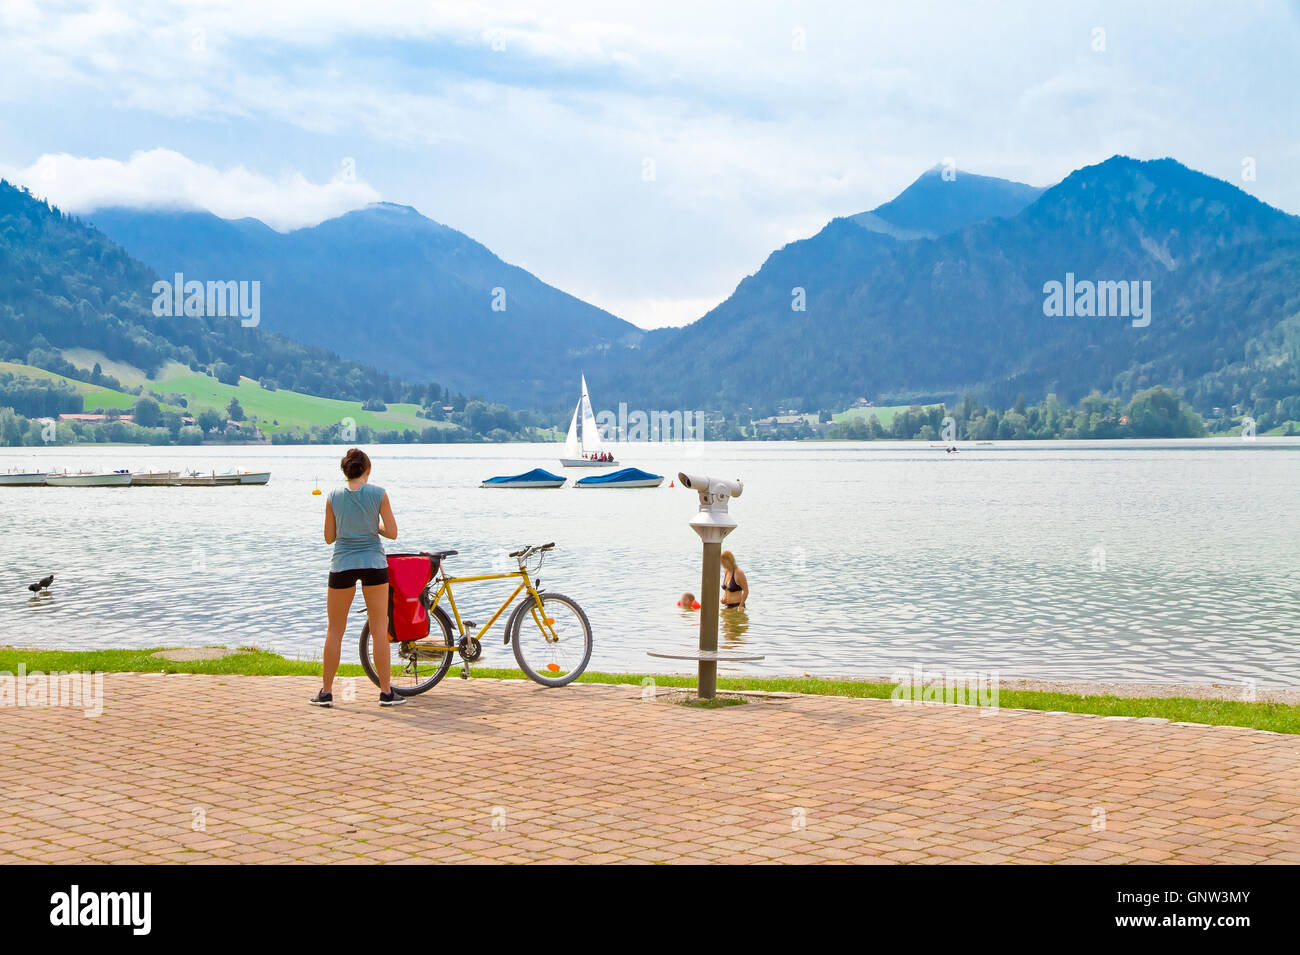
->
[588, 293, 731, 331]
[1, 149, 380, 231]
[2, 1, 1297, 328]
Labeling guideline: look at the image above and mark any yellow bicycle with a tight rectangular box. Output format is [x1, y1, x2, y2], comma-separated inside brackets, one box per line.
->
[358, 542, 592, 695]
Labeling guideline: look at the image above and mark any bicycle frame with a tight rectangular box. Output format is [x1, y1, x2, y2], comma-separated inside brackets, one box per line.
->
[423, 564, 559, 648]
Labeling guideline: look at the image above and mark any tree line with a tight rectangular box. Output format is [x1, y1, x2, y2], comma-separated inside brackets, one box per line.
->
[826, 387, 1212, 441]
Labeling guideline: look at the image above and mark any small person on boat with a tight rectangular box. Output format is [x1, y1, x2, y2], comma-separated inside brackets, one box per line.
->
[310, 448, 405, 708]
[678, 592, 701, 610]
[721, 550, 748, 610]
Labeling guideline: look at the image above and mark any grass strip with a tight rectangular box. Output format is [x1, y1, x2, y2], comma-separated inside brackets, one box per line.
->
[1, 647, 1296, 734]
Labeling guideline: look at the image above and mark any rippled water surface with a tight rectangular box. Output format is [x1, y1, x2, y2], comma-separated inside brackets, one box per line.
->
[1, 440, 1297, 685]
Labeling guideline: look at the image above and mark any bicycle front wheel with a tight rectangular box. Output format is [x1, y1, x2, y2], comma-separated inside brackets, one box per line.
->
[359, 608, 455, 696]
[509, 592, 592, 687]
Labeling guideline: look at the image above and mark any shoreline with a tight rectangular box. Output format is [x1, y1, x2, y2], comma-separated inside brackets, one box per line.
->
[4, 645, 1296, 703]
[5, 434, 1300, 450]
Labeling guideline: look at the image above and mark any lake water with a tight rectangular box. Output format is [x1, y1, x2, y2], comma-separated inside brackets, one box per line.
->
[1, 439, 1298, 686]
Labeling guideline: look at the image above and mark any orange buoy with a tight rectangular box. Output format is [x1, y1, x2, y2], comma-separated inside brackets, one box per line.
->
[544, 616, 555, 626]
[546, 663, 561, 673]
[312, 489, 321, 495]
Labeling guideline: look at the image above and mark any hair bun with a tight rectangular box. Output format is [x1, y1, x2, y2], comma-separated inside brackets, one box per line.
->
[341, 447, 370, 480]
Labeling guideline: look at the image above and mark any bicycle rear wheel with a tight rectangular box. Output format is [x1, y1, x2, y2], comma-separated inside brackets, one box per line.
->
[359, 607, 455, 696]
[509, 592, 592, 687]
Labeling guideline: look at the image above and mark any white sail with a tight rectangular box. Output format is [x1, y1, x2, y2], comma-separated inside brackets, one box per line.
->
[563, 402, 581, 457]
[579, 373, 603, 453]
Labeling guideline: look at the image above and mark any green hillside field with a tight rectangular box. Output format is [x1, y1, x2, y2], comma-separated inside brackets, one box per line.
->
[0, 361, 141, 412]
[830, 405, 914, 428]
[4, 351, 454, 436]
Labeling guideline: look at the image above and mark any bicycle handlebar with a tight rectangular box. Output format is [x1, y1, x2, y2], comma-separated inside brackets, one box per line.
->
[508, 542, 556, 558]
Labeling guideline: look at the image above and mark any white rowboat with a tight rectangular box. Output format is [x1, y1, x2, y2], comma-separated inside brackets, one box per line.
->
[0, 471, 48, 487]
[45, 471, 132, 487]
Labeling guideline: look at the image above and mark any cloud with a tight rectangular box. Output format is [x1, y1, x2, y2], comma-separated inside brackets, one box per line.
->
[2, 1, 1297, 329]
[1, 148, 380, 231]
[587, 293, 731, 331]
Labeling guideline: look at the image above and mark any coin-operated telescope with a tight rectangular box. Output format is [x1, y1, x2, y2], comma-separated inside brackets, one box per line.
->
[676, 473, 747, 698]
[678, 473, 743, 544]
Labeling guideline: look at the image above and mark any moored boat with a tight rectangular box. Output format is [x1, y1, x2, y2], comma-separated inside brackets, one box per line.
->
[574, 467, 664, 489]
[0, 469, 49, 487]
[481, 468, 566, 489]
[45, 470, 132, 487]
[176, 471, 239, 486]
[237, 471, 272, 485]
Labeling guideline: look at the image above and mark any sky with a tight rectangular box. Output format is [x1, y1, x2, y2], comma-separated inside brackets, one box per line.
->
[1, 1, 1297, 328]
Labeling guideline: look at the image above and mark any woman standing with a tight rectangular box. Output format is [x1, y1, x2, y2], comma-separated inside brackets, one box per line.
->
[720, 550, 748, 610]
[310, 448, 405, 707]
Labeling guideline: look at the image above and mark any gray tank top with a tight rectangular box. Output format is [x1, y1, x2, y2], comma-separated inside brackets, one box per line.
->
[328, 483, 388, 572]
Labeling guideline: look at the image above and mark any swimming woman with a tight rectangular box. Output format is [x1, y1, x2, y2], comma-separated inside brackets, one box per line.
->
[310, 448, 405, 707]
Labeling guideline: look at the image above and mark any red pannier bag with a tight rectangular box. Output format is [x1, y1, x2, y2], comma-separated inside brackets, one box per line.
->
[385, 553, 437, 641]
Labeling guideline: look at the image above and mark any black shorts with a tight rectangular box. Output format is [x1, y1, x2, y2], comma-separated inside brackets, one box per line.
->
[328, 567, 389, 589]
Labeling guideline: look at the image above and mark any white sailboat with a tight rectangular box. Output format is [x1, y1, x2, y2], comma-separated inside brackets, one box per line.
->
[559, 374, 618, 468]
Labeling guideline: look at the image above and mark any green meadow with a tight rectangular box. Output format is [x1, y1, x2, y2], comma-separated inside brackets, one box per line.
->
[830, 404, 914, 428]
[1, 361, 139, 412]
[8, 349, 454, 436]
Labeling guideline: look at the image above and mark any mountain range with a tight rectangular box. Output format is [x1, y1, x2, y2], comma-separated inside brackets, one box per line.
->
[608, 157, 1300, 414]
[7, 155, 1299, 422]
[0, 181, 419, 407]
[87, 203, 643, 407]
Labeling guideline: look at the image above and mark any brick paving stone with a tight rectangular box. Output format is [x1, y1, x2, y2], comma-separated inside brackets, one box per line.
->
[0, 674, 1296, 864]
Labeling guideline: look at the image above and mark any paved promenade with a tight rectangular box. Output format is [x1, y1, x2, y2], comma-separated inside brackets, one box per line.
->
[2, 674, 1298, 864]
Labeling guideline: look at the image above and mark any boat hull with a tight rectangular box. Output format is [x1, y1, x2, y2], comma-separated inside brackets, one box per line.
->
[559, 458, 618, 468]
[574, 477, 663, 488]
[238, 472, 271, 485]
[481, 480, 566, 488]
[45, 473, 132, 487]
[0, 473, 48, 487]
